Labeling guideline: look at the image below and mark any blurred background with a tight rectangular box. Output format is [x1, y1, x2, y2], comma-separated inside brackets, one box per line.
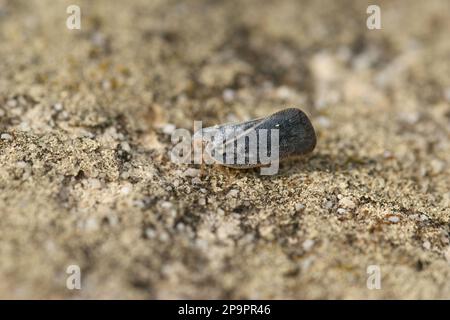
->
[0, 0, 449, 299]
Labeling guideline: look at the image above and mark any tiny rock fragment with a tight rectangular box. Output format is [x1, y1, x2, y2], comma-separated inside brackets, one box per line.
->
[53, 103, 63, 111]
[120, 141, 131, 152]
[324, 200, 333, 209]
[145, 228, 156, 239]
[302, 239, 315, 251]
[16, 161, 28, 168]
[183, 168, 200, 177]
[160, 201, 173, 209]
[222, 88, 235, 102]
[226, 189, 239, 198]
[338, 197, 356, 209]
[120, 184, 132, 195]
[1, 133, 12, 140]
[387, 215, 400, 223]
[6, 99, 17, 108]
[162, 123, 176, 135]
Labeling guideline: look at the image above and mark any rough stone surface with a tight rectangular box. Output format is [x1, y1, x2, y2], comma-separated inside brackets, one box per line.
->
[0, 0, 449, 299]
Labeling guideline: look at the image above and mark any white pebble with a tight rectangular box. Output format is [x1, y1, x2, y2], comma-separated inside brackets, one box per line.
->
[276, 86, 293, 99]
[160, 201, 173, 209]
[388, 216, 400, 223]
[302, 239, 315, 251]
[183, 168, 200, 177]
[422, 241, 431, 250]
[159, 232, 169, 242]
[162, 123, 176, 135]
[6, 99, 17, 108]
[120, 184, 132, 195]
[145, 228, 156, 239]
[1, 133, 12, 140]
[16, 161, 28, 168]
[324, 200, 333, 209]
[53, 103, 63, 111]
[222, 89, 235, 102]
[316, 116, 331, 128]
[120, 141, 131, 152]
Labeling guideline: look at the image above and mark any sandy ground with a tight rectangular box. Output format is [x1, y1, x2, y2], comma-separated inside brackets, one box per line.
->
[0, 0, 449, 299]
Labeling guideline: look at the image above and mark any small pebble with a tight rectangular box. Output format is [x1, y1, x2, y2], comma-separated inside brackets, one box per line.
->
[222, 89, 235, 102]
[120, 141, 131, 152]
[120, 184, 132, 195]
[276, 86, 293, 99]
[337, 208, 347, 215]
[387, 216, 400, 223]
[324, 200, 333, 209]
[145, 228, 156, 239]
[162, 123, 176, 135]
[16, 161, 28, 168]
[422, 241, 431, 250]
[160, 201, 173, 209]
[183, 168, 200, 177]
[430, 159, 444, 175]
[53, 103, 63, 111]
[383, 150, 394, 159]
[1, 133, 12, 140]
[295, 203, 305, 211]
[159, 232, 169, 242]
[226, 189, 239, 198]
[6, 99, 17, 108]
[316, 116, 331, 128]
[338, 197, 356, 209]
[302, 239, 315, 251]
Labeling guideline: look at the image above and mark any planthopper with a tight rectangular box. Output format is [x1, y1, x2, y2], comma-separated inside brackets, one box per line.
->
[193, 108, 316, 175]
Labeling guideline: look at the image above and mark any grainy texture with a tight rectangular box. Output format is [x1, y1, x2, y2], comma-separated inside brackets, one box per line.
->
[0, 0, 449, 299]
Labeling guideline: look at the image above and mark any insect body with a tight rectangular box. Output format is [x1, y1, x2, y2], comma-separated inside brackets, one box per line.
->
[194, 108, 316, 175]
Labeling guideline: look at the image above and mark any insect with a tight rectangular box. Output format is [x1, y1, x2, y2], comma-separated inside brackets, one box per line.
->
[194, 108, 316, 175]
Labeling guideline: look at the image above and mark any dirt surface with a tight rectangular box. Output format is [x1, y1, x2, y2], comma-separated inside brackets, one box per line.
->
[0, 0, 449, 299]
